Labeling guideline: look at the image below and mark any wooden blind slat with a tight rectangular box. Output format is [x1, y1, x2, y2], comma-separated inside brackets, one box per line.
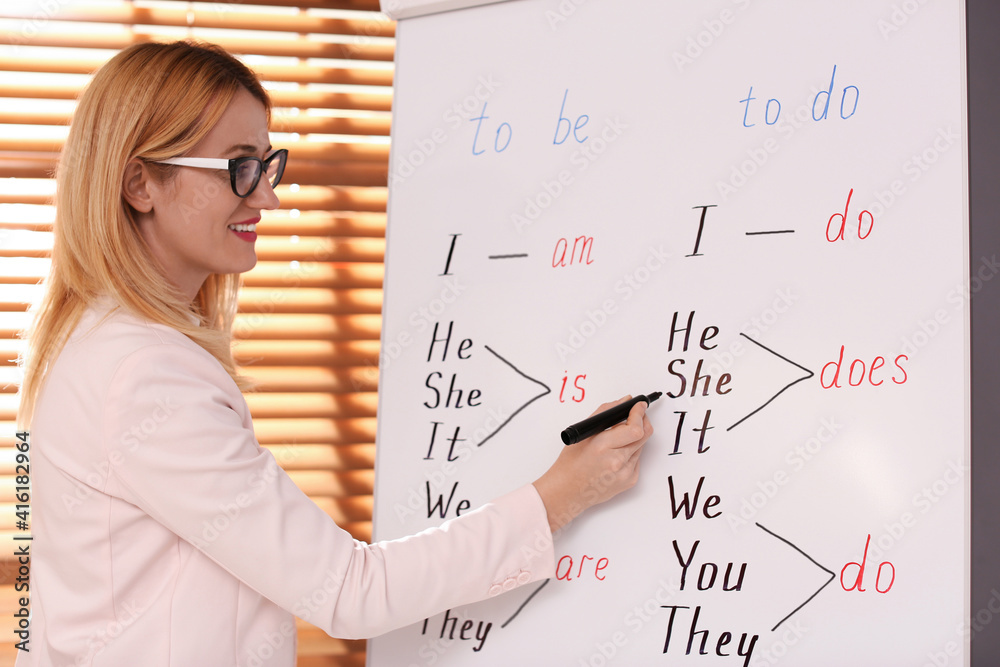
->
[297, 656, 365, 667]
[0, 313, 28, 339]
[255, 414, 378, 448]
[261, 443, 375, 471]
[0, 185, 389, 210]
[0, 110, 71, 126]
[270, 114, 391, 136]
[0, 156, 58, 180]
[238, 286, 382, 313]
[234, 313, 382, 340]
[0, 496, 373, 524]
[0, 284, 43, 308]
[285, 469, 374, 496]
[296, 627, 366, 657]
[246, 391, 377, 418]
[307, 496, 374, 524]
[0, 444, 383, 483]
[254, 237, 385, 263]
[0, 341, 23, 366]
[252, 211, 387, 237]
[283, 142, 391, 162]
[241, 262, 384, 289]
[0, 82, 392, 112]
[0, 261, 388, 290]
[0, 159, 389, 187]
[0, 5, 395, 39]
[234, 340, 379, 366]
[0, 138, 62, 152]
[0, 238, 52, 259]
[272, 185, 388, 211]
[0, 193, 50, 205]
[0, 33, 395, 62]
[243, 367, 377, 393]
[0, 109, 391, 136]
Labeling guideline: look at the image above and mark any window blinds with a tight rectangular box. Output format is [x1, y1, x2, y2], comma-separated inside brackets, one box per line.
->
[0, 2, 393, 664]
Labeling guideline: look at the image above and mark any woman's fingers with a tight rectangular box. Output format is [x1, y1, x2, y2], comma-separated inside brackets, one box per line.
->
[533, 395, 656, 533]
[624, 400, 652, 441]
[599, 400, 652, 450]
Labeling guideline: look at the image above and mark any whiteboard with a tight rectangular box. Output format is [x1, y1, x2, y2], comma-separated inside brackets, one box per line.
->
[370, 1, 969, 665]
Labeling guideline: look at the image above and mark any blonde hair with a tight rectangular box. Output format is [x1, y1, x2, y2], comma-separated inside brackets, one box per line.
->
[18, 41, 270, 426]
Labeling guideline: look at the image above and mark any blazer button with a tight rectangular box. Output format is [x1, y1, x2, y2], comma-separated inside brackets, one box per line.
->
[502, 578, 517, 592]
[488, 584, 503, 597]
[517, 571, 531, 585]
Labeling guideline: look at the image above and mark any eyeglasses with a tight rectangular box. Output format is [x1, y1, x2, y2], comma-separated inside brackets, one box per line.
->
[154, 149, 288, 198]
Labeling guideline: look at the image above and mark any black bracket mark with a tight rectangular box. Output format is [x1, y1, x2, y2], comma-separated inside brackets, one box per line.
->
[727, 333, 814, 431]
[756, 522, 835, 631]
[501, 579, 550, 629]
[477, 345, 551, 447]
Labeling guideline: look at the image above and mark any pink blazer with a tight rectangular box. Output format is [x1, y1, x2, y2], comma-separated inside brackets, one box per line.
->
[18, 300, 554, 666]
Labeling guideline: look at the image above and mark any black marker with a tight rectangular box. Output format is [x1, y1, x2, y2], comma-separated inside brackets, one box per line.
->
[561, 392, 662, 445]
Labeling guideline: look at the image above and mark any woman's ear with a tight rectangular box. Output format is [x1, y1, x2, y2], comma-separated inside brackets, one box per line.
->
[122, 158, 154, 213]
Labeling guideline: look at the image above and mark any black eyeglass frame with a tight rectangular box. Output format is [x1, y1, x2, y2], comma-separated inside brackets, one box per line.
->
[154, 148, 289, 199]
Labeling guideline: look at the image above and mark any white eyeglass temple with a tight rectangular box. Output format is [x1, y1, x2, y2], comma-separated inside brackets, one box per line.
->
[157, 157, 231, 169]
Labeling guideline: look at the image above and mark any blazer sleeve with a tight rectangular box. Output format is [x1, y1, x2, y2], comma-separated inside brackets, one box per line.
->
[100, 340, 555, 639]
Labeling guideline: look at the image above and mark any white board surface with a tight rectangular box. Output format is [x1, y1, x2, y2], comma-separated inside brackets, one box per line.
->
[369, 2, 969, 665]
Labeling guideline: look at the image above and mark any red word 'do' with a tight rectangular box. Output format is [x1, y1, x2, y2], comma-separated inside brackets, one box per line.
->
[827, 188, 874, 242]
[840, 534, 895, 594]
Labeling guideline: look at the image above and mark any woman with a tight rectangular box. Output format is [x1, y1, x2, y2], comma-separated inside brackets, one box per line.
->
[17, 41, 652, 666]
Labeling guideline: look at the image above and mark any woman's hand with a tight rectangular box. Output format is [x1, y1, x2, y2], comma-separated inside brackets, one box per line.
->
[532, 396, 653, 534]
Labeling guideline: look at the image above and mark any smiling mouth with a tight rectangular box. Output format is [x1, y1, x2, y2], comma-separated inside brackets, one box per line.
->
[228, 222, 257, 233]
